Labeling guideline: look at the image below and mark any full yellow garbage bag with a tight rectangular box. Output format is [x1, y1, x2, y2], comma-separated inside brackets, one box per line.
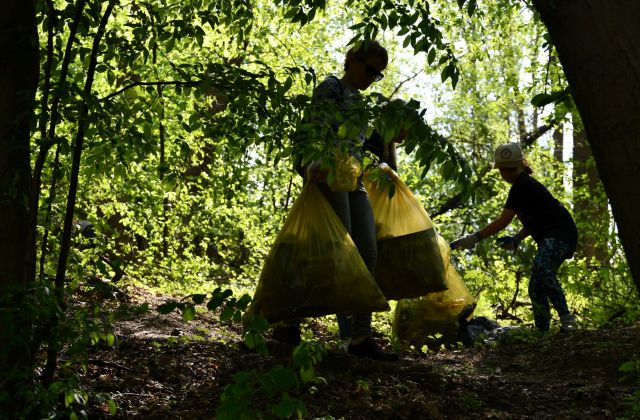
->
[392, 236, 476, 348]
[249, 183, 389, 323]
[364, 164, 447, 300]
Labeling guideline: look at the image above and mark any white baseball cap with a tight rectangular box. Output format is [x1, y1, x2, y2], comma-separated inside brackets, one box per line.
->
[493, 142, 524, 169]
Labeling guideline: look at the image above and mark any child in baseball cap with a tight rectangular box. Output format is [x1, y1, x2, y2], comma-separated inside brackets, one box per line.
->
[451, 142, 578, 333]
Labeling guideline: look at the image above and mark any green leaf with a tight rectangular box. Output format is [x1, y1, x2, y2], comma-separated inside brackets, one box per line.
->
[192, 294, 206, 304]
[402, 34, 411, 48]
[182, 305, 196, 321]
[379, 14, 388, 30]
[388, 11, 399, 27]
[236, 294, 252, 310]
[387, 183, 396, 199]
[531, 89, 569, 107]
[108, 399, 117, 415]
[282, 76, 293, 93]
[114, 164, 126, 179]
[284, 8, 297, 20]
[166, 36, 175, 52]
[143, 122, 153, 139]
[451, 67, 460, 89]
[244, 333, 256, 349]
[440, 64, 451, 82]
[427, 48, 436, 65]
[273, 396, 301, 418]
[299, 365, 316, 383]
[248, 315, 270, 333]
[442, 160, 457, 180]
[158, 301, 179, 314]
[269, 367, 298, 390]
[195, 28, 204, 47]
[232, 310, 242, 323]
[220, 306, 235, 321]
[207, 289, 233, 311]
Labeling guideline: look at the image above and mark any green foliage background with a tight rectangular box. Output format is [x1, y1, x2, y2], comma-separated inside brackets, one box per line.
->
[33, 0, 634, 330]
[10, 0, 635, 415]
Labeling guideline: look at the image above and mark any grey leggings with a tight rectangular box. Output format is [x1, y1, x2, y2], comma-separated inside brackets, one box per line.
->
[319, 181, 378, 340]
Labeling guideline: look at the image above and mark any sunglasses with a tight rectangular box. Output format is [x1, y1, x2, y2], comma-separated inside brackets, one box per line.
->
[357, 57, 384, 82]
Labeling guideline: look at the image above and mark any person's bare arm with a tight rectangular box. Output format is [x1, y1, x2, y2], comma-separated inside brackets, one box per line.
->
[451, 208, 517, 250]
[477, 208, 516, 240]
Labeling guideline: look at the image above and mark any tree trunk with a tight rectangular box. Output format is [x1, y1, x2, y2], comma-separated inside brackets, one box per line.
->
[0, 0, 39, 407]
[0, 1, 39, 292]
[550, 124, 564, 191]
[553, 124, 563, 162]
[533, 0, 640, 290]
[572, 113, 609, 263]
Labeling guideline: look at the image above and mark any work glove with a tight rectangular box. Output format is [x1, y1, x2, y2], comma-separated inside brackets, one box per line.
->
[496, 236, 520, 252]
[450, 232, 481, 250]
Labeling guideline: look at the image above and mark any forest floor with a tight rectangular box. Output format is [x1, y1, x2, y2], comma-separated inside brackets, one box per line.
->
[76, 284, 640, 419]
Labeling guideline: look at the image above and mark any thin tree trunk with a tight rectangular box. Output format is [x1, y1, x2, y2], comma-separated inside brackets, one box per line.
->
[32, 0, 87, 209]
[149, 7, 169, 258]
[533, 0, 640, 290]
[517, 108, 527, 142]
[42, 0, 117, 387]
[553, 124, 563, 162]
[36, 0, 59, 281]
[34, 0, 88, 280]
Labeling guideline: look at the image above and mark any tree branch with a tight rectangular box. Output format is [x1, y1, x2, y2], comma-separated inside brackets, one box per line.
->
[99, 80, 201, 101]
[389, 70, 423, 99]
[521, 119, 560, 146]
[431, 165, 492, 217]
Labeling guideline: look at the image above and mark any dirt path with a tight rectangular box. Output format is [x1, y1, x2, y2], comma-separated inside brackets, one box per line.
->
[79, 287, 638, 419]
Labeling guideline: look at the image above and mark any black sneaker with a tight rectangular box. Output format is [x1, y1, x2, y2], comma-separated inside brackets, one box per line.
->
[559, 313, 578, 332]
[272, 324, 301, 346]
[347, 337, 399, 361]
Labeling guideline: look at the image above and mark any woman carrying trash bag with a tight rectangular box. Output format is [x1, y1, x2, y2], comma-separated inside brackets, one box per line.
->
[281, 40, 399, 361]
[450, 142, 578, 333]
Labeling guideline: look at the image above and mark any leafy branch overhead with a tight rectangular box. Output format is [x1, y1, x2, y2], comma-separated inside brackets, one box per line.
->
[54, 0, 476, 196]
[279, 0, 467, 89]
[293, 91, 472, 195]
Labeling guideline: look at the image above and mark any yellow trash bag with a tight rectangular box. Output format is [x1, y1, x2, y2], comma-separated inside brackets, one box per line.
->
[392, 236, 476, 348]
[249, 183, 389, 323]
[364, 164, 447, 300]
[329, 151, 362, 192]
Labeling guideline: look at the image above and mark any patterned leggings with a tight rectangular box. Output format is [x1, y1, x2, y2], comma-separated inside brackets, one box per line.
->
[529, 237, 571, 331]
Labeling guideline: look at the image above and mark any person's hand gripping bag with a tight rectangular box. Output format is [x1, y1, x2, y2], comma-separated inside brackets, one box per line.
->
[392, 235, 476, 348]
[364, 164, 447, 300]
[249, 183, 389, 323]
